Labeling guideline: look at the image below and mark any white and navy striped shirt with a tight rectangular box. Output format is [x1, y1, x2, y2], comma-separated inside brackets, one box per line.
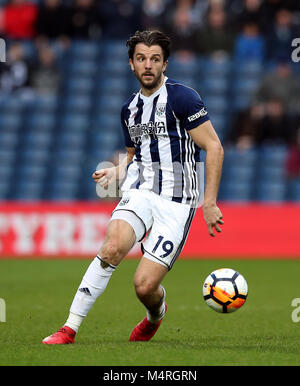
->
[120, 77, 210, 205]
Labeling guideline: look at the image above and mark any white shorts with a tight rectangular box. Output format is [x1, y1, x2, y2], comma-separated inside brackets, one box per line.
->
[111, 189, 197, 270]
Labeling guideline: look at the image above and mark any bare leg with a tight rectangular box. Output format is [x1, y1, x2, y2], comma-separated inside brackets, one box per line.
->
[134, 257, 168, 315]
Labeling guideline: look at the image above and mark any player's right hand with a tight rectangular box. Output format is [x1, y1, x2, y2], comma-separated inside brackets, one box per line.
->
[92, 168, 116, 188]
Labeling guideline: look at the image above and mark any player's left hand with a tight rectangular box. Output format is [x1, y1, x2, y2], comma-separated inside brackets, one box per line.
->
[202, 204, 224, 237]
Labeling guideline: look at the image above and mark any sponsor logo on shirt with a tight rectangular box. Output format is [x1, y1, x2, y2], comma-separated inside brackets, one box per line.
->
[128, 121, 167, 144]
[187, 107, 208, 122]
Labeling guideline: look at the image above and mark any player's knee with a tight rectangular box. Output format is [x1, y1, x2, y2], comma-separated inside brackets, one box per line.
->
[99, 240, 125, 266]
[134, 277, 158, 299]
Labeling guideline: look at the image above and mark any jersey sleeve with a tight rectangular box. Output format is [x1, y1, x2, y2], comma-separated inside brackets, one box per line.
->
[121, 105, 135, 148]
[175, 86, 210, 131]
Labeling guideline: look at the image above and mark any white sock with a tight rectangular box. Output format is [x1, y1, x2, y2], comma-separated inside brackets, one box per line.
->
[65, 256, 116, 332]
[146, 285, 166, 324]
[65, 312, 84, 333]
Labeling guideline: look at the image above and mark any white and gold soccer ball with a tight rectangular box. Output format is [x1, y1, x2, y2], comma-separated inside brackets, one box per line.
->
[203, 268, 248, 313]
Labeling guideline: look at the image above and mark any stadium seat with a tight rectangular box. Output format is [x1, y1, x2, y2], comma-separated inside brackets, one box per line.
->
[202, 57, 232, 77]
[97, 76, 129, 94]
[65, 77, 95, 95]
[0, 181, 11, 200]
[56, 130, 87, 150]
[0, 165, 13, 181]
[70, 40, 99, 60]
[0, 113, 22, 130]
[210, 114, 229, 132]
[287, 179, 300, 201]
[258, 165, 285, 183]
[91, 148, 116, 163]
[0, 149, 16, 166]
[19, 165, 47, 181]
[54, 148, 85, 163]
[63, 94, 92, 113]
[168, 57, 199, 78]
[0, 130, 19, 150]
[31, 94, 58, 113]
[102, 59, 129, 75]
[60, 113, 90, 131]
[103, 40, 127, 59]
[233, 60, 262, 78]
[69, 60, 98, 77]
[223, 164, 255, 183]
[52, 164, 82, 181]
[260, 145, 288, 167]
[224, 147, 258, 172]
[80, 180, 99, 200]
[93, 130, 120, 151]
[26, 112, 56, 131]
[97, 95, 125, 113]
[47, 181, 79, 201]
[204, 96, 228, 114]
[23, 131, 53, 149]
[256, 181, 286, 202]
[233, 77, 260, 95]
[0, 95, 24, 114]
[94, 113, 120, 130]
[14, 181, 44, 201]
[21, 149, 50, 164]
[202, 78, 229, 96]
[221, 181, 253, 202]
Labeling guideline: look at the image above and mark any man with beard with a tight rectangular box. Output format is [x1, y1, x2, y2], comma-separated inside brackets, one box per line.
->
[42, 30, 224, 344]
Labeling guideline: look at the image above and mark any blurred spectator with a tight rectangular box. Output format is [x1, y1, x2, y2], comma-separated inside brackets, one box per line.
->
[253, 62, 300, 115]
[29, 44, 61, 95]
[164, 2, 199, 61]
[266, 8, 299, 62]
[286, 125, 300, 178]
[140, 0, 169, 31]
[229, 99, 295, 148]
[98, 0, 142, 39]
[261, 0, 300, 21]
[195, 6, 235, 58]
[35, 0, 70, 42]
[68, 0, 102, 39]
[227, 0, 265, 32]
[0, 0, 38, 40]
[228, 103, 265, 150]
[0, 41, 31, 94]
[256, 98, 295, 145]
[234, 21, 265, 62]
[189, 0, 209, 29]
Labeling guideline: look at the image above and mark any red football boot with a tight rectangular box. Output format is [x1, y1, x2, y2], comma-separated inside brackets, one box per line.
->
[42, 326, 76, 345]
[129, 303, 167, 342]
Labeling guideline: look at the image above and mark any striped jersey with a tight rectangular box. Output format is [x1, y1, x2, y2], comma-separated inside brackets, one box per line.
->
[120, 76, 210, 205]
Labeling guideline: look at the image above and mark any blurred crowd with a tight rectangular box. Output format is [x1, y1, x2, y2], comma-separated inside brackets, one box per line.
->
[0, 0, 300, 178]
[0, 0, 299, 59]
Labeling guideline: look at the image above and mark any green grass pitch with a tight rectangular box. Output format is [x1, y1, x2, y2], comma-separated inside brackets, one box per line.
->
[0, 258, 300, 366]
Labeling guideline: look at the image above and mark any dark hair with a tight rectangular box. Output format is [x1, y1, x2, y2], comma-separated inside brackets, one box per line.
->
[126, 30, 171, 61]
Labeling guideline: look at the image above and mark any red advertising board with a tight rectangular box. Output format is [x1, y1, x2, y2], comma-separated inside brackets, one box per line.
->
[0, 202, 299, 258]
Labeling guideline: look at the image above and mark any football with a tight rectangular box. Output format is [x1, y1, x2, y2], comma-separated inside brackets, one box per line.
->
[203, 268, 248, 313]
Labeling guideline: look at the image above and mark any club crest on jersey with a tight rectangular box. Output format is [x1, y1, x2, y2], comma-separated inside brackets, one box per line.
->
[155, 103, 166, 117]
